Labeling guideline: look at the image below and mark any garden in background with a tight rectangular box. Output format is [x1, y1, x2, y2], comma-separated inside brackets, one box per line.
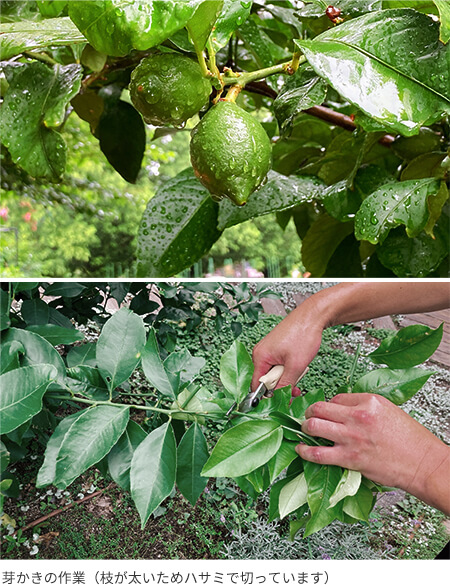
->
[1, 281, 449, 560]
[1, 1, 449, 278]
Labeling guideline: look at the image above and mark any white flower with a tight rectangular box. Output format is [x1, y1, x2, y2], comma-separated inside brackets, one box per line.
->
[20, 505, 30, 512]
[30, 545, 39, 556]
[77, 493, 85, 500]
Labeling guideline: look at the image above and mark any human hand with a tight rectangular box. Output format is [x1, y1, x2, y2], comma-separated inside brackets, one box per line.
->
[251, 299, 326, 395]
[296, 393, 450, 515]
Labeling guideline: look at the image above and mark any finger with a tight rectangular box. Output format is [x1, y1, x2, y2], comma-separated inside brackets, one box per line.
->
[295, 443, 351, 468]
[304, 400, 350, 424]
[251, 354, 276, 391]
[277, 361, 308, 390]
[330, 393, 365, 406]
[301, 417, 346, 443]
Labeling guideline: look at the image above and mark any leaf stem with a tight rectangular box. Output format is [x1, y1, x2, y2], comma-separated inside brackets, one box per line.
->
[222, 56, 306, 88]
[46, 393, 222, 419]
[23, 51, 58, 66]
[347, 343, 362, 390]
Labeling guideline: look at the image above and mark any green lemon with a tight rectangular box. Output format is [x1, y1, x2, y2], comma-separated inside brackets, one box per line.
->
[130, 53, 212, 127]
[190, 101, 272, 206]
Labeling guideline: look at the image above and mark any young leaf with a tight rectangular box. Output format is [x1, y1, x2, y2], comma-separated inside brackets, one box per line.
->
[369, 323, 444, 369]
[303, 461, 344, 537]
[1, 441, 10, 475]
[328, 469, 362, 509]
[354, 178, 442, 244]
[243, 465, 271, 495]
[27, 324, 84, 346]
[295, 9, 450, 137]
[130, 422, 177, 528]
[267, 441, 298, 483]
[0, 341, 24, 375]
[219, 340, 253, 403]
[53, 405, 130, 489]
[96, 307, 146, 391]
[176, 423, 209, 505]
[164, 348, 206, 391]
[201, 420, 283, 477]
[2, 327, 66, 382]
[187, 0, 224, 52]
[352, 368, 433, 405]
[290, 388, 325, 420]
[279, 472, 308, 519]
[141, 328, 178, 400]
[136, 168, 222, 277]
[66, 366, 110, 401]
[0, 364, 57, 434]
[342, 482, 376, 522]
[274, 67, 328, 134]
[0, 62, 82, 179]
[108, 420, 147, 492]
[211, 0, 253, 52]
[36, 410, 85, 488]
[434, 0, 450, 43]
[66, 343, 97, 368]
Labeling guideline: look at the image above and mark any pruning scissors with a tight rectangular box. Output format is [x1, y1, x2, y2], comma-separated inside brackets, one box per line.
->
[226, 365, 310, 417]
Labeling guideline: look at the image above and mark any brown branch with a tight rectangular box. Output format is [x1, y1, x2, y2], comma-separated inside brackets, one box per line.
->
[246, 80, 395, 145]
[10, 484, 113, 537]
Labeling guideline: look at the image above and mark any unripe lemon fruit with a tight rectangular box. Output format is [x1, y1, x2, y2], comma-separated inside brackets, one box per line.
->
[190, 101, 272, 206]
[130, 53, 212, 127]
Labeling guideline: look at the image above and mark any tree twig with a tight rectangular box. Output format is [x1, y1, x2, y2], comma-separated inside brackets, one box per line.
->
[11, 484, 113, 537]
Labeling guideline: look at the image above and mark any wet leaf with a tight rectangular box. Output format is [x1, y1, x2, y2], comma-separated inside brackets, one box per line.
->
[296, 9, 450, 136]
[218, 171, 326, 230]
[136, 168, 222, 277]
[274, 66, 328, 134]
[355, 178, 442, 244]
[211, 0, 253, 51]
[0, 16, 85, 60]
[69, 0, 202, 57]
[0, 61, 82, 179]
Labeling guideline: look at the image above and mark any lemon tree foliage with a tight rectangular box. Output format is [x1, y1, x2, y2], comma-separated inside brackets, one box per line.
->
[0, 282, 444, 534]
[0, 0, 449, 277]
